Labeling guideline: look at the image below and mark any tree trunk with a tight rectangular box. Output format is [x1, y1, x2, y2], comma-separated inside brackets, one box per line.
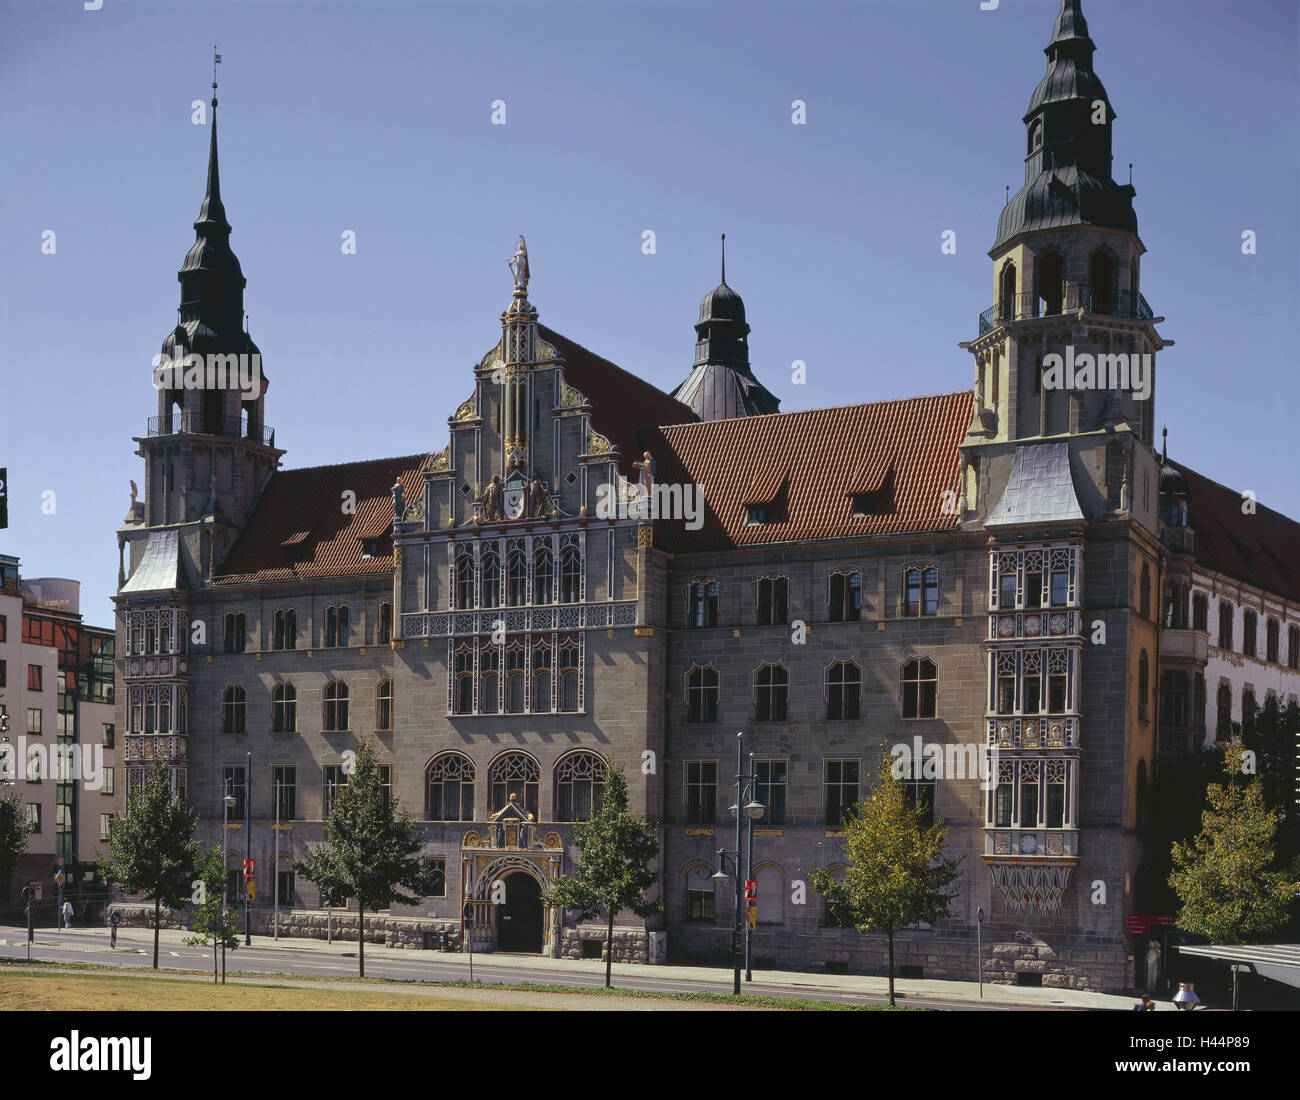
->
[153, 897, 161, 970]
[213, 940, 218, 983]
[605, 908, 615, 989]
[221, 930, 226, 985]
[358, 902, 365, 978]
[887, 928, 895, 1008]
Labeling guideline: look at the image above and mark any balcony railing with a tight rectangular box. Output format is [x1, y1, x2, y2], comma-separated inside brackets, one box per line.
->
[124, 734, 189, 764]
[978, 284, 1154, 334]
[146, 412, 275, 447]
[402, 601, 639, 639]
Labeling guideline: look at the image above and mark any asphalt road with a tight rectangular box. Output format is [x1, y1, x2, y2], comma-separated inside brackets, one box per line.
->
[0, 926, 1013, 1010]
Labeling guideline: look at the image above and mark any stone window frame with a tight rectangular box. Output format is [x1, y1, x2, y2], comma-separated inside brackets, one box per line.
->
[222, 610, 247, 654]
[684, 760, 718, 826]
[687, 576, 721, 629]
[682, 860, 717, 922]
[323, 603, 350, 649]
[824, 659, 862, 721]
[752, 758, 788, 826]
[221, 682, 246, 735]
[425, 751, 476, 821]
[376, 602, 393, 646]
[487, 749, 540, 819]
[901, 561, 940, 618]
[899, 654, 938, 720]
[752, 661, 790, 723]
[270, 764, 296, 821]
[823, 758, 860, 826]
[375, 676, 393, 731]
[1242, 608, 1258, 658]
[271, 680, 297, 733]
[989, 544, 1079, 611]
[754, 573, 789, 626]
[826, 570, 863, 623]
[685, 663, 720, 723]
[271, 606, 298, 651]
[1217, 599, 1233, 650]
[553, 749, 608, 823]
[322, 678, 350, 732]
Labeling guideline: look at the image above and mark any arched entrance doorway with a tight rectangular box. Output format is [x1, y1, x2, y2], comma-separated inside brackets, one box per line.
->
[497, 872, 543, 953]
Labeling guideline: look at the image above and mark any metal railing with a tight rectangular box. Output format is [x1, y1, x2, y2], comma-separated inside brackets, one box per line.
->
[146, 412, 274, 446]
[978, 284, 1154, 334]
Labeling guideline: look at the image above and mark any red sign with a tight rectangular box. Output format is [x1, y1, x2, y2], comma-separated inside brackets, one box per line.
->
[243, 858, 255, 875]
[744, 880, 757, 902]
[1125, 916, 1149, 935]
[1147, 915, 1174, 926]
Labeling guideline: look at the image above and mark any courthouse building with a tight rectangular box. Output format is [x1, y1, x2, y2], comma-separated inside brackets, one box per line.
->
[113, 1, 1300, 987]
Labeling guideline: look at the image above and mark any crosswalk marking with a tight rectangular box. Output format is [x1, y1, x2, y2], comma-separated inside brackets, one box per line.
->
[169, 951, 181, 957]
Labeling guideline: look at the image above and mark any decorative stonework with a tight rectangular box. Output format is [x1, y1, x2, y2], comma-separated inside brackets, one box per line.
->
[543, 831, 562, 849]
[427, 446, 451, 474]
[985, 858, 1077, 915]
[534, 337, 557, 362]
[637, 525, 654, 548]
[558, 380, 586, 408]
[454, 393, 478, 421]
[586, 429, 613, 456]
[462, 831, 481, 847]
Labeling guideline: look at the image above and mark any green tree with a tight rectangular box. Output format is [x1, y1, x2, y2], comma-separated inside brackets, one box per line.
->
[293, 736, 438, 977]
[1240, 696, 1300, 863]
[540, 764, 660, 989]
[0, 793, 30, 906]
[184, 845, 240, 983]
[1168, 736, 1300, 943]
[97, 762, 199, 969]
[808, 752, 962, 1006]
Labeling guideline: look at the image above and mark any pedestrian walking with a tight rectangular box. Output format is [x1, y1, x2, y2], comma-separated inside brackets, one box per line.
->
[61, 899, 73, 928]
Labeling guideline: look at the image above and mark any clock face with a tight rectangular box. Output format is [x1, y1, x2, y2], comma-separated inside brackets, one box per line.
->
[998, 617, 1016, 636]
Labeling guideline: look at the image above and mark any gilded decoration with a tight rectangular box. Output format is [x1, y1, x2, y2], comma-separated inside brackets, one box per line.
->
[454, 393, 478, 422]
[401, 498, 424, 522]
[462, 831, 481, 848]
[535, 337, 557, 362]
[558, 381, 586, 409]
[543, 831, 562, 849]
[426, 446, 450, 474]
[478, 341, 503, 371]
[637, 525, 654, 548]
[586, 429, 613, 456]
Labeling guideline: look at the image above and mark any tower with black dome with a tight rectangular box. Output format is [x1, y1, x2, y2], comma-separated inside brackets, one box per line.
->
[672, 236, 780, 421]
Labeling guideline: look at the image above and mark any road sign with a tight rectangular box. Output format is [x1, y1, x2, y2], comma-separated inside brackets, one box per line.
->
[57, 855, 64, 868]
[977, 907, 985, 924]
[244, 858, 255, 873]
[110, 911, 121, 926]
[21, 886, 33, 902]
[1126, 915, 1150, 935]
[1147, 915, 1174, 926]
[54, 870, 65, 887]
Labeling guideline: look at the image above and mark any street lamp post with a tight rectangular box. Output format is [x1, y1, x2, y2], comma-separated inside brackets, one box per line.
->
[712, 732, 764, 995]
[221, 780, 236, 982]
[245, 751, 252, 945]
[273, 779, 281, 941]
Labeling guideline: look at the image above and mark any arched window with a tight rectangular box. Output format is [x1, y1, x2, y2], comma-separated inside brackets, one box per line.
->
[454, 546, 474, 609]
[479, 642, 500, 714]
[1137, 651, 1149, 720]
[506, 545, 527, 606]
[1289, 626, 1300, 670]
[903, 566, 939, 617]
[452, 642, 474, 715]
[489, 752, 539, 818]
[826, 661, 861, 720]
[687, 665, 719, 723]
[689, 579, 719, 628]
[554, 752, 607, 822]
[376, 603, 393, 646]
[533, 542, 554, 605]
[901, 658, 937, 719]
[426, 752, 475, 821]
[376, 678, 393, 730]
[560, 536, 582, 603]
[1159, 671, 1189, 727]
[323, 680, 349, 731]
[480, 548, 501, 609]
[558, 639, 581, 712]
[999, 262, 1017, 320]
[1089, 251, 1113, 314]
[532, 638, 553, 712]
[828, 571, 862, 622]
[1216, 683, 1232, 734]
[324, 605, 349, 648]
[1242, 610, 1258, 657]
[754, 663, 788, 722]
[1192, 592, 1208, 632]
[684, 863, 716, 921]
[272, 682, 296, 732]
[1266, 618, 1280, 663]
[1218, 601, 1234, 650]
[505, 641, 526, 713]
[273, 607, 297, 650]
[1038, 250, 1064, 316]
[222, 684, 245, 734]
[756, 864, 785, 926]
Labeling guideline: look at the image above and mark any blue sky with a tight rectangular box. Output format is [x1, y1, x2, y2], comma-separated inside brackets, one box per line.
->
[1, 0, 1296, 627]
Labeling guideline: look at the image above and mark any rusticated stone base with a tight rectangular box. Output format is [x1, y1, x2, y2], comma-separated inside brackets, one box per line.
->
[109, 904, 463, 950]
[558, 925, 652, 963]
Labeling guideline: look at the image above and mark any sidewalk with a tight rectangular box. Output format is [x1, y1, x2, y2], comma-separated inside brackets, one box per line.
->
[1, 922, 1175, 1011]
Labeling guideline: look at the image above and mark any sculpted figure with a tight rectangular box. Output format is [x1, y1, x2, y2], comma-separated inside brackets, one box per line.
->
[508, 235, 530, 290]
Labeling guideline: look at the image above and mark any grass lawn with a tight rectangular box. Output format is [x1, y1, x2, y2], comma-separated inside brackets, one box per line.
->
[0, 970, 528, 1012]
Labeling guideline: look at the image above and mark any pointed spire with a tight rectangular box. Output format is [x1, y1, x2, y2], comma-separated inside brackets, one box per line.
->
[1048, 0, 1093, 53]
[720, 233, 726, 285]
[1161, 424, 1168, 463]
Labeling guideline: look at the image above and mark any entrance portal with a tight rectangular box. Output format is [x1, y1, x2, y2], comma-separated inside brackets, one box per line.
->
[497, 872, 543, 953]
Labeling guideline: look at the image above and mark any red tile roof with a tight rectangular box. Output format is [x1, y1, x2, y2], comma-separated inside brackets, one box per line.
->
[639, 391, 972, 551]
[1181, 463, 1300, 602]
[540, 326, 696, 477]
[215, 455, 427, 585]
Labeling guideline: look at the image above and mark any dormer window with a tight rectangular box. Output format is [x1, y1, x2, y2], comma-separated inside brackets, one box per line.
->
[361, 539, 381, 559]
[850, 494, 874, 518]
[745, 505, 767, 526]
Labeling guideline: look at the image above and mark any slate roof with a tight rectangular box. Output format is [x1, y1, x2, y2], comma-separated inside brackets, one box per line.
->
[671, 362, 781, 421]
[986, 442, 1085, 528]
[214, 454, 427, 585]
[638, 391, 971, 551]
[539, 326, 697, 476]
[1180, 463, 1300, 603]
